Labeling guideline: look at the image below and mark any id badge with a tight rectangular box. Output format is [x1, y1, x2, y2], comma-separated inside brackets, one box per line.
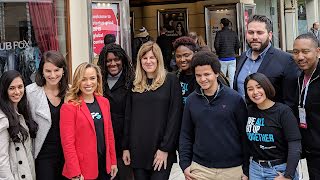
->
[299, 107, 307, 129]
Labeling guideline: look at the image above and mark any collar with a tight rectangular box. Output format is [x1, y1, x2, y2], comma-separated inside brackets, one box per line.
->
[108, 70, 122, 78]
[299, 60, 320, 82]
[222, 26, 229, 30]
[195, 81, 223, 98]
[246, 43, 271, 60]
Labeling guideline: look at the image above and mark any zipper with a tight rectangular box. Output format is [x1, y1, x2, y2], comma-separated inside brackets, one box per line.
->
[195, 84, 221, 104]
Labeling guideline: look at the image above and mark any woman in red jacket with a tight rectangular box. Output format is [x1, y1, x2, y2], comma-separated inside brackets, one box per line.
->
[60, 62, 117, 180]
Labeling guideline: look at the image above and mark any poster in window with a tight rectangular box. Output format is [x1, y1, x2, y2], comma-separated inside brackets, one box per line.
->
[157, 9, 188, 39]
[91, 3, 120, 57]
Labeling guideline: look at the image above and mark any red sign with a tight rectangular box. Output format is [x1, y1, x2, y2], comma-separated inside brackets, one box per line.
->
[92, 8, 118, 55]
[244, 10, 249, 30]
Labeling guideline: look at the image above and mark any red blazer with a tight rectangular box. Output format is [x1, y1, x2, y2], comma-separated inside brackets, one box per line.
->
[60, 95, 117, 179]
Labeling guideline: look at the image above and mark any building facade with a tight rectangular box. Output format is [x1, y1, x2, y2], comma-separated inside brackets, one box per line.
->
[0, 0, 319, 82]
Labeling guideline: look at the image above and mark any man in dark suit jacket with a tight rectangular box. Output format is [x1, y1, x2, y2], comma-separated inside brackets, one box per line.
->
[234, 15, 300, 112]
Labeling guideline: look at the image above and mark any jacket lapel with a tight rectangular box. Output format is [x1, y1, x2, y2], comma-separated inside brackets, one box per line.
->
[80, 98, 96, 132]
[35, 87, 51, 123]
[95, 96, 109, 125]
[257, 47, 274, 73]
[105, 73, 125, 101]
[234, 53, 247, 89]
[111, 73, 125, 91]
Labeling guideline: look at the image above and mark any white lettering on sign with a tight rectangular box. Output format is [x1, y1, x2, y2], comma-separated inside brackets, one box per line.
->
[0, 40, 31, 50]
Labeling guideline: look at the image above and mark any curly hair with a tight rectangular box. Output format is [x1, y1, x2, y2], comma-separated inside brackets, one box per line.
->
[173, 36, 197, 52]
[97, 43, 134, 93]
[65, 63, 103, 105]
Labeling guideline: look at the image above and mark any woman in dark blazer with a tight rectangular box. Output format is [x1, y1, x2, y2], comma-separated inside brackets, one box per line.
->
[122, 41, 182, 180]
[97, 43, 134, 180]
[60, 63, 117, 180]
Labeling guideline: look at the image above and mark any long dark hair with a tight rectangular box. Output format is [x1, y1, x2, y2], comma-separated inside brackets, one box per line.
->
[35, 50, 69, 98]
[97, 43, 134, 92]
[0, 70, 38, 142]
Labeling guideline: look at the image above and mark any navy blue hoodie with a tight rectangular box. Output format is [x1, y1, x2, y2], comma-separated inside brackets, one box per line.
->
[179, 83, 249, 175]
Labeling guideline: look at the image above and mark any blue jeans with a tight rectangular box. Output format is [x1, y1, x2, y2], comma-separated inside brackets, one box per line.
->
[249, 159, 299, 180]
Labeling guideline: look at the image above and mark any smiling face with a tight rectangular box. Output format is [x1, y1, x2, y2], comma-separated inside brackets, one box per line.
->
[106, 52, 123, 76]
[8, 77, 24, 107]
[175, 45, 194, 73]
[80, 67, 98, 99]
[141, 50, 158, 78]
[43, 61, 64, 86]
[246, 21, 272, 53]
[293, 38, 320, 75]
[195, 65, 219, 96]
[246, 79, 268, 105]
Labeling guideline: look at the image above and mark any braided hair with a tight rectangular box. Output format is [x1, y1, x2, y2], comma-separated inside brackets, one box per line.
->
[97, 44, 134, 92]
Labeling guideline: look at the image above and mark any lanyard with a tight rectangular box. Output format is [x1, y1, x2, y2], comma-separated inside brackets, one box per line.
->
[299, 70, 316, 108]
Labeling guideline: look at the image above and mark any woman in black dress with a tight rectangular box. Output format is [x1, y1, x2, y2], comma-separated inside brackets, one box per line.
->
[123, 41, 182, 180]
[97, 43, 135, 180]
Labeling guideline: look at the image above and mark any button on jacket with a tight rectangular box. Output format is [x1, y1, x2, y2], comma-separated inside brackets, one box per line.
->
[0, 110, 36, 180]
[60, 95, 117, 179]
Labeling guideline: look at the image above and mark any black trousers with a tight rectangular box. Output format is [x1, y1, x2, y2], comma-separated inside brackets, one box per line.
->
[306, 155, 320, 180]
[133, 163, 173, 180]
[35, 157, 67, 180]
[114, 158, 134, 180]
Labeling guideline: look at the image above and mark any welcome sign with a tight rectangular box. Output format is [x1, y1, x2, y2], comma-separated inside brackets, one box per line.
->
[91, 3, 120, 56]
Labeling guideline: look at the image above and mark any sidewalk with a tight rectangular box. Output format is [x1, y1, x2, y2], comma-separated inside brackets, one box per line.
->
[169, 159, 309, 180]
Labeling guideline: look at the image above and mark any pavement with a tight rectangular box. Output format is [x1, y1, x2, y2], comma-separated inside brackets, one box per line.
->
[169, 158, 310, 180]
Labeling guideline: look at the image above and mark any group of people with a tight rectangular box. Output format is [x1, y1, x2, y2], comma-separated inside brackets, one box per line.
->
[0, 14, 319, 180]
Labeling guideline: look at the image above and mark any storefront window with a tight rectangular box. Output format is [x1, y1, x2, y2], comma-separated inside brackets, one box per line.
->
[0, 0, 67, 85]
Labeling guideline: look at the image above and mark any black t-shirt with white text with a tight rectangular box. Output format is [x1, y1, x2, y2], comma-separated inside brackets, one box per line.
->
[246, 103, 301, 160]
[179, 73, 196, 105]
[86, 99, 106, 170]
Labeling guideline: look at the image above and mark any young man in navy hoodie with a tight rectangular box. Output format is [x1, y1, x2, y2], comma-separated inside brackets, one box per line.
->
[179, 51, 249, 180]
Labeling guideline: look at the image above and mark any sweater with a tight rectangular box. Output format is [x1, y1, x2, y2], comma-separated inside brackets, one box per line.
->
[179, 84, 249, 175]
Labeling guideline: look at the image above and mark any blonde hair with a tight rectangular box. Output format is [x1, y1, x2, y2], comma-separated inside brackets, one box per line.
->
[188, 32, 207, 47]
[197, 35, 207, 47]
[65, 62, 103, 105]
[133, 41, 167, 93]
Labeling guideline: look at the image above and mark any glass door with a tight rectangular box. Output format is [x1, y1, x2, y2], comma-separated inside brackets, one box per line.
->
[236, 3, 256, 52]
[205, 4, 237, 53]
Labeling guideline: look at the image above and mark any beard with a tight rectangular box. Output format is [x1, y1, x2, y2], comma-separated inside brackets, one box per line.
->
[247, 39, 270, 53]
